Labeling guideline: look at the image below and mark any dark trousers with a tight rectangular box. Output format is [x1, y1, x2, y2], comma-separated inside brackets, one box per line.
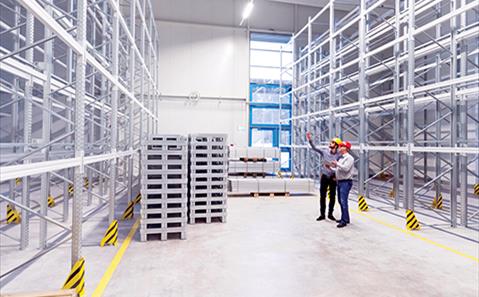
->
[319, 174, 337, 216]
[337, 180, 352, 224]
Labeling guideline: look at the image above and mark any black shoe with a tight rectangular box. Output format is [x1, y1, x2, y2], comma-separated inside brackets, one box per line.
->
[336, 219, 341, 223]
[337, 223, 347, 228]
[328, 214, 336, 221]
[316, 215, 326, 221]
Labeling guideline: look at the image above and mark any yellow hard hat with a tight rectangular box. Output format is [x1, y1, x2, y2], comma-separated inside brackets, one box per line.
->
[332, 138, 342, 145]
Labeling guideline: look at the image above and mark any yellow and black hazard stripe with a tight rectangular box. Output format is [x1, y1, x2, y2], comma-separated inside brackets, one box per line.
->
[133, 193, 141, 205]
[68, 183, 74, 195]
[47, 195, 55, 208]
[432, 194, 443, 210]
[474, 183, 479, 196]
[276, 171, 283, 179]
[84, 177, 89, 189]
[6, 204, 21, 224]
[100, 219, 118, 247]
[121, 200, 134, 220]
[406, 209, 420, 230]
[15, 177, 21, 186]
[62, 257, 85, 297]
[290, 173, 295, 180]
[358, 195, 369, 211]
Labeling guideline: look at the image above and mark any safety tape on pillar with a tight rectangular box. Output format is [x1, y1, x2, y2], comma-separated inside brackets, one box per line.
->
[474, 183, 479, 196]
[62, 257, 85, 297]
[6, 204, 21, 224]
[48, 195, 55, 208]
[133, 193, 141, 205]
[406, 209, 420, 231]
[100, 219, 119, 247]
[432, 194, 443, 210]
[121, 200, 134, 220]
[358, 195, 369, 211]
[68, 184, 74, 195]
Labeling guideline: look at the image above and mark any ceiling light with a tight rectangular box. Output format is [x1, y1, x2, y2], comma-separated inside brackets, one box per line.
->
[240, 1, 254, 26]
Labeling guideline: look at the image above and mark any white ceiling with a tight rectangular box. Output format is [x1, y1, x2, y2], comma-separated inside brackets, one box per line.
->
[266, 0, 358, 10]
[152, 0, 356, 33]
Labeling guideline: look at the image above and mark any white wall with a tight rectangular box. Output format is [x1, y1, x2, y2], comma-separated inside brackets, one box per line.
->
[154, 0, 323, 146]
[158, 21, 249, 99]
[157, 99, 248, 146]
[156, 20, 249, 146]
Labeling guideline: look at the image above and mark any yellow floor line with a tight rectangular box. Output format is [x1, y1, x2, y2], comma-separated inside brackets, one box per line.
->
[351, 209, 479, 263]
[91, 218, 140, 297]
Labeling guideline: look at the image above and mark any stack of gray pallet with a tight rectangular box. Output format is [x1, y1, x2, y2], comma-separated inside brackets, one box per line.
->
[188, 134, 228, 224]
[140, 135, 188, 241]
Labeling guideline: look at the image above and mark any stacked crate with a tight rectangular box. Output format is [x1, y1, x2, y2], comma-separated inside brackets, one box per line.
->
[140, 135, 188, 241]
[188, 134, 228, 224]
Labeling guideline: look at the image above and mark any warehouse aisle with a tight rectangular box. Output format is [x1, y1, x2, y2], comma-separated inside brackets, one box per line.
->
[102, 197, 479, 297]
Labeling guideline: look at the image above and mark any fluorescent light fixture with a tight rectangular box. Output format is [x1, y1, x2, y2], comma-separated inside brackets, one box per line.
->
[240, 1, 254, 26]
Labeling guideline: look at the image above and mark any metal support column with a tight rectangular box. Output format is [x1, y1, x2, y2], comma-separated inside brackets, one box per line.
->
[39, 1, 53, 249]
[72, 0, 87, 265]
[449, 0, 458, 227]
[358, 0, 367, 197]
[405, 0, 415, 211]
[109, 5, 120, 224]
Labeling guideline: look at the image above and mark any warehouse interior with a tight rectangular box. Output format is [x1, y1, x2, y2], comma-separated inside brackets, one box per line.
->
[0, 0, 478, 296]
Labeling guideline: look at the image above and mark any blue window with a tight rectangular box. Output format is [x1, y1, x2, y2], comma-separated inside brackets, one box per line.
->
[249, 83, 292, 170]
[249, 33, 293, 171]
[249, 32, 292, 171]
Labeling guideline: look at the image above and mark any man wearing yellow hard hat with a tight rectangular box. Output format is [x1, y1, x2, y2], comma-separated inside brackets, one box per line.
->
[306, 132, 342, 222]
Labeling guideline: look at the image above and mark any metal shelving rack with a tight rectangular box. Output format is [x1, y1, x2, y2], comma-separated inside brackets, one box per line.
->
[280, 0, 479, 228]
[0, 0, 160, 269]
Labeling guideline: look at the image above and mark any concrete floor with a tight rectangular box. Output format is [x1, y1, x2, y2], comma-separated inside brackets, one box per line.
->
[1, 196, 478, 297]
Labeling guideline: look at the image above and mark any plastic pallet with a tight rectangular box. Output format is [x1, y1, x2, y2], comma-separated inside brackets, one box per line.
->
[141, 201, 187, 210]
[144, 153, 187, 160]
[143, 172, 188, 181]
[190, 172, 227, 178]
[141, 185, 187, 193]
[189, 203, 227, 210]
[142, 179, 187, 185]
[140, 216, 187, 224]
[143, 143, 187, 150]
[190, 191, 226, 199]
[190, 177, 227, 184]
[189, 213, 227, 224]
[147, 135, 187, 142]
[190, 152, 227, 158]
[141, 192, 187, 201]
[140, 208, 187, 216]
[142, 163, 187, 171]
[143, 159, 188, 165]
[191, 183, 226, 190]
[189, 191, 227, 197]
[140, 230, 186, 241]
[190, 143, 227, 150]
[189, 134, 227, 143]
